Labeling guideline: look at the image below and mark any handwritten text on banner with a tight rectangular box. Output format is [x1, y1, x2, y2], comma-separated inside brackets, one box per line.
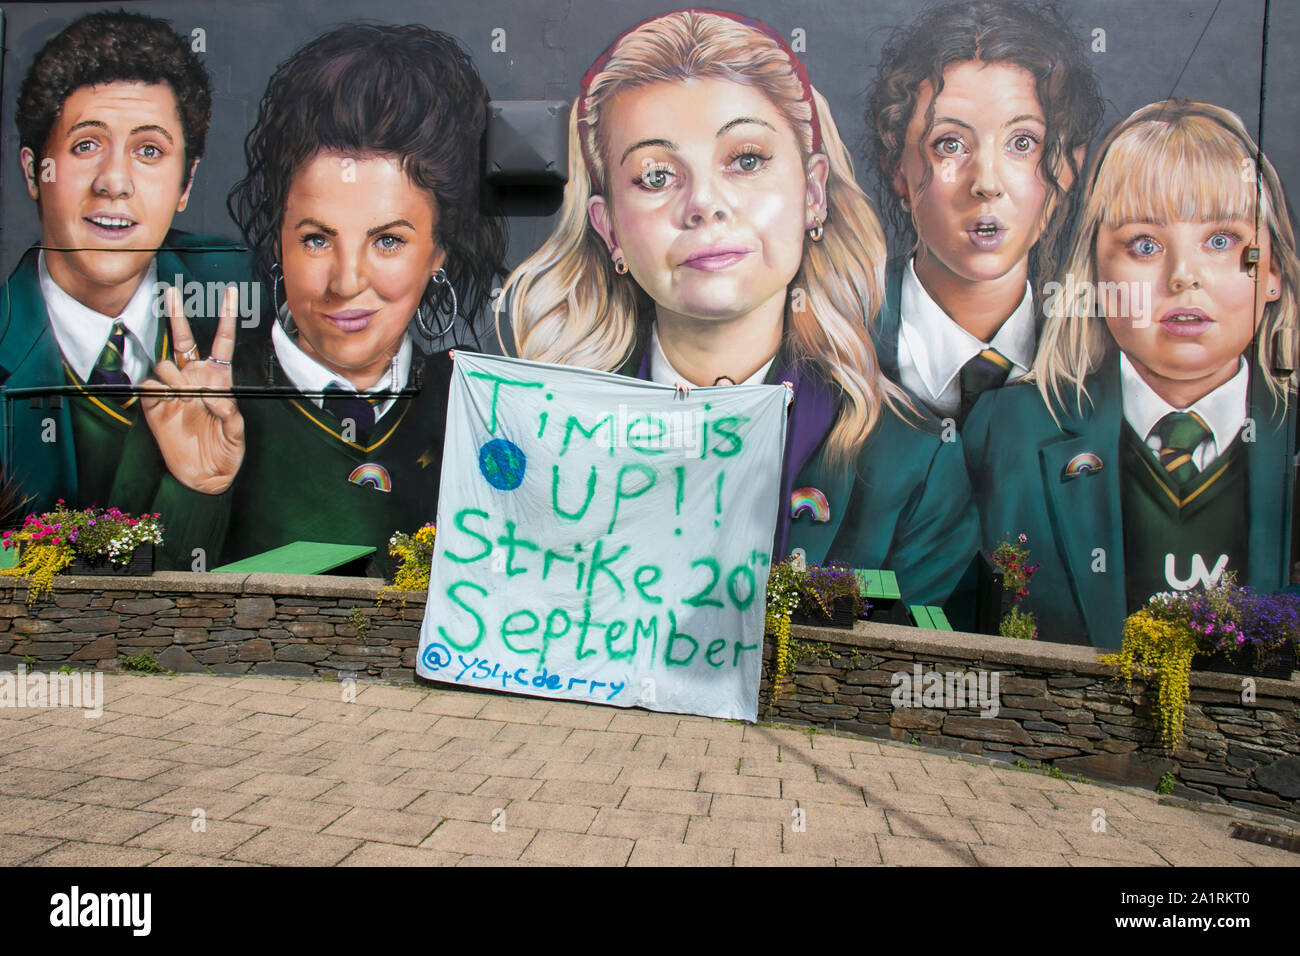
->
[416, 352, 788, 721]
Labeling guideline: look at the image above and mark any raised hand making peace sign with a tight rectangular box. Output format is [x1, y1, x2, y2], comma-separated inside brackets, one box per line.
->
[138, 286, 245, 494]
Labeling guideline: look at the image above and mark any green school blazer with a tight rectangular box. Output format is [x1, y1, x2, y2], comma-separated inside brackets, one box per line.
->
[962, 356, 1295, 647]
[0, 231, 252, 519]
[786, 405, 981, 613]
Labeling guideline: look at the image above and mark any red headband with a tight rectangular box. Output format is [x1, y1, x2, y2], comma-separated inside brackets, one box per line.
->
[575, 9, 823, 191]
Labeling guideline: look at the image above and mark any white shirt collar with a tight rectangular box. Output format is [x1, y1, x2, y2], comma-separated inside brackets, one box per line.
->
[271, 311, 412, 421]
[897, 256, 1037, 404]
[39, 250, 160, 384]
[1121, 352, 1249, 469]
[647, 323, 775, 387]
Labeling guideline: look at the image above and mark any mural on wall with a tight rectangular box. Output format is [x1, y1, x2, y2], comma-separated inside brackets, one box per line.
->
[965, 99, 1299, 647]
[499, 8, 980, 621]
[0, 1, 1295, 677]
[0, 12, 252, 526]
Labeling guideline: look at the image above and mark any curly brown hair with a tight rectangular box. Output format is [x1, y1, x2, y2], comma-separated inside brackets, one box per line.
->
[227, 22, 507, 333]
[16, 10, 211, 188]
[866, 0, 1103, 290]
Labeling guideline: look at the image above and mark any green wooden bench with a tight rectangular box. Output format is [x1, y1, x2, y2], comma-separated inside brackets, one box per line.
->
[854, 568, 899, 601]
[909, 604, 954, 630]
[212, 541, 376, 575]
[852, 568, 908, 624]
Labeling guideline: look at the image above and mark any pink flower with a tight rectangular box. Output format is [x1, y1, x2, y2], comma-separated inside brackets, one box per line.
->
[1018, 534, 1027, 543]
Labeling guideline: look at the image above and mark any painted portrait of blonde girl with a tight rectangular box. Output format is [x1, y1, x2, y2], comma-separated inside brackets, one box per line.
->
[498, 9, 979, 613]
[965, 99, 1299, 646]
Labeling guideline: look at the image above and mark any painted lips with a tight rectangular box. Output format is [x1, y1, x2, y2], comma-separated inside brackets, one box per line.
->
[324, 309, 377, 332]
[681, 245, 752, 271]
[1158, 308, 1212, 337]
[83, 214, 138, 240]
[967, 217, 1006, 251]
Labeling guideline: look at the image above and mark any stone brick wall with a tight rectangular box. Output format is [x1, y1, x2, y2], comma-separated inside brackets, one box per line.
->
[0, 572, 423, 682]
[762, 621, 1300, 820]
[2, 572, 1297, 818]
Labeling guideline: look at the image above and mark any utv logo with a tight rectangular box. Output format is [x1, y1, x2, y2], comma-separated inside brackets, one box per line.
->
[50, 886, 151, 936]
[1165, 553, 1229, 590]
[890, 665, 1002, 718]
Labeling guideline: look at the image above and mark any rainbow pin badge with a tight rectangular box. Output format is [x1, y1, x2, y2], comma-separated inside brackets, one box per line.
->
[1062, 452, 1103, 481]
[790, 487, 830, 523]
[348, 463, 392, 493]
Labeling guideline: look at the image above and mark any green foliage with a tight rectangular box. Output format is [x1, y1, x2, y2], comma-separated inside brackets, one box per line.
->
[790, 640, 830, 668]
[999, 604, 1039, 640]
[1100, 607, 1198, 751]
[348, 607, 370, 640]
[120, 652, 163, 674]
[991, 532, 1041, 638]
[378, 523, 436, 607]
[989, 532, 1039, 596]
[764, 559, 801, 710]
[1156, 771, 1177, 795]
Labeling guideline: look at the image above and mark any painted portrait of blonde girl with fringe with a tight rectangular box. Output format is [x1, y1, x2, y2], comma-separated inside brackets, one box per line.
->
[964, 99, 1299, 647]
[497, 9, 979, 614]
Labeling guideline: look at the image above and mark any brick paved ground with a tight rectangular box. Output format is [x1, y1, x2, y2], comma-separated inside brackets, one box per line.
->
[1, 673, 1297, 866]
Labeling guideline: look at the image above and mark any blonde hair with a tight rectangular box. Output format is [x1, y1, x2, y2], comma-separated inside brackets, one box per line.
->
[496, 9, 904, 467]
[1035, 99, 1300, 416]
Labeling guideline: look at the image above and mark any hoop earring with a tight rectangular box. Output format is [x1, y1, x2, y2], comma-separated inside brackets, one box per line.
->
[271, 263, 295, 334]
[614, 255, 629, 276]
[417, 269, 460, 339]
[807, 219, 824, 243]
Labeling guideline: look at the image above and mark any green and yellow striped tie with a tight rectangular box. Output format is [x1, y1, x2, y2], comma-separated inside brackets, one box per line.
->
[88, 322, 130, 388]
[1149, 411, 1211, 485]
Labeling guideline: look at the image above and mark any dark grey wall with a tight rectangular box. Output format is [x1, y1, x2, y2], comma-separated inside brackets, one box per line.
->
[1, 0, 1291, 282]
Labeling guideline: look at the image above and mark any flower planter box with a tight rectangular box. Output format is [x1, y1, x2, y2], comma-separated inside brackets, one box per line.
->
[791, 595, 859, 630]
[868, 596, 909, 625]
[975, 552, 1015, 635]
[66, 543, 155, 577]
[1194, 643, 1296, 680]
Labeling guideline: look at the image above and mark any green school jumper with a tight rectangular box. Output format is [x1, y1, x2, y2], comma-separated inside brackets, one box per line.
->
[64, 322, 167, 509]
[1120, 426, 1249, 611]
[185, 341, 455, 575]
[0, 232, 253, 518]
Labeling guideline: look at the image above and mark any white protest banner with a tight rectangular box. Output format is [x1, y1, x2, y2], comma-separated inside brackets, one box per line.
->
[416, 352, 788, 721]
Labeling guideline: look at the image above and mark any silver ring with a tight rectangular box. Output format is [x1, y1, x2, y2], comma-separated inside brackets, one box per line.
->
[208, 357, 232, 367]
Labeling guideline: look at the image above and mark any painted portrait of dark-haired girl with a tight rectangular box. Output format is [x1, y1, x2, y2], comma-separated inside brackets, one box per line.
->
[137, 22, 507, 572]
[865, 0, 1103, 428]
